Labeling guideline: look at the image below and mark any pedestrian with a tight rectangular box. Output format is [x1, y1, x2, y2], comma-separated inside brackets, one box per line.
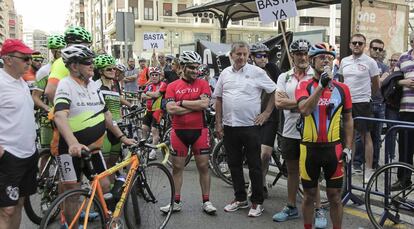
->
[296, 43, 353, 229]
[124, 57, 139, 92]
[0, 39, 37, 229]
[214, 41, 276, 217]
[337, 33, 380, 183]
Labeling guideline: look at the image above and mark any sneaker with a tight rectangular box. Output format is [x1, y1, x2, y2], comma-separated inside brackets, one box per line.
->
[224, 200, 249, 212]
[248, 204, 264, 217]
[364, 169, 375, 184]
[272, 205, 299, 222]
[80, 211, 100, 221]
[149, 149, 157, 160]
[353, 164, 362, 175]
[391, 180, 412, 191]
[160, 201, 182, 213]
[315, 208, 328, 228]
[202, 201, 217, 215]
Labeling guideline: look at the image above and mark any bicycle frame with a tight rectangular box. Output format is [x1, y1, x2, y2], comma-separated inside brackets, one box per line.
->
[70, 142, 170, 229]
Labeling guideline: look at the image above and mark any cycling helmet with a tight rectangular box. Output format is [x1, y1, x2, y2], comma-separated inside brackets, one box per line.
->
[198, 64, 210, 78]
[47, 35, 66, 49]
[94, 54, 115, 69]
[166, 55, 174, 61]
[64, 26, 92, 44]
[31, 51, 43, 59]
[61, 44, 94, 65]
[289, 39, 311, 53]
[179, 51, 202, 65]
[308, 43, 337, 58]
[115, 63, 127, 72]
[149, 67, 161, 75]
[250, 43, 270, 53]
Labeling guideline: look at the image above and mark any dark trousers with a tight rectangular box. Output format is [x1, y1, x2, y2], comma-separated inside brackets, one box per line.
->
[398, 112, 414, 183]
[385, 106, 399, 160]
[223, 125, 264, 204]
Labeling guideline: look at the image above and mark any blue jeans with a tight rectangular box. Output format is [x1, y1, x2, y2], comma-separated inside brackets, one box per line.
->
[385, 106, 399, 160]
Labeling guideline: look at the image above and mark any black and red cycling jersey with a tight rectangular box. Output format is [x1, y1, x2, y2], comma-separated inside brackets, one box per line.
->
[165, 78, 211, 129]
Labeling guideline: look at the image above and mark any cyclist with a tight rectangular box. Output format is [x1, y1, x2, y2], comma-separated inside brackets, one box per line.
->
[141, 67, 168, 160]
[249, 43, 281, 199]
[295, 43, 353, 229]
[94, 54, 133, 169]
[53, 45, 135, 226]
[22, 51, 44, 91]
[45, 26, 92, 102]
[161, 51, 216, 215]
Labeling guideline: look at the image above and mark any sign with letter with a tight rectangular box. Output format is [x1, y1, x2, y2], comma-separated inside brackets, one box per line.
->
[143, 32, 165, 49]
[255, 0, 298, 23]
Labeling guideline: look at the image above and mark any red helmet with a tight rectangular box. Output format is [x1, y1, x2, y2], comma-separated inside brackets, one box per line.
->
[149, 67, 161, 75]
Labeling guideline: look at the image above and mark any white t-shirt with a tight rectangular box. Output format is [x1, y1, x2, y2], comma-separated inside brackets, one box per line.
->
[276, 67, 314, 139]
[214, 64, 276, 127]
[0, 69, 37, 158]
[338, 54, 380, 103]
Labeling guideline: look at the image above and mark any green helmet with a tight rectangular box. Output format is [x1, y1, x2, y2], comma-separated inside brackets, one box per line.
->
[47, 35, 66, 49]
[94, 54, 115, 69]
[64, 26, 92, 44]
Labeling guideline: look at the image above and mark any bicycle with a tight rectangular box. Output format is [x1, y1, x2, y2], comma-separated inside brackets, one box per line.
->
[365, 162, 414, 228]
[40, 140, 174, 229]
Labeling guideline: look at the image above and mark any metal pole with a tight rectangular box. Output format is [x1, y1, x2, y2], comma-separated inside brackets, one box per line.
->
[170, 31, 173, 55]
[340, 0, 352, 59]
[124, 12, 128, 62]
[100, 0, 104, 50]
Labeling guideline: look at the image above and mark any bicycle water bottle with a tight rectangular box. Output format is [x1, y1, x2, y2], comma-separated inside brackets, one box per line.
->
[111, 175, 126, 204]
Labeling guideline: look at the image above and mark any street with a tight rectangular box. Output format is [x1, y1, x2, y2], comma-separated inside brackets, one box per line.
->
[19, 161, 406, 229]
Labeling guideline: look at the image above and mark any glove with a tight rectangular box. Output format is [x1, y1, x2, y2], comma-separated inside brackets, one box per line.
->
[342, 148, 352, 163]
[319, 71, 331, 88]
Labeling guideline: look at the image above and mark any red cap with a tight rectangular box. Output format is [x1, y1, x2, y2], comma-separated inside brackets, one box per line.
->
[0, 39, 34, 56]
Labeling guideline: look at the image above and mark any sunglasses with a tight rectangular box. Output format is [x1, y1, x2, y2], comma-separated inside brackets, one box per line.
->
[315, 54, 335, 61]
[150, 73, 160, 77]
[186, 65, 198, 70]
[8, 55, 32, 62]
[389, 59, 398, 62]
[158, 56, 165, 59]
[78, 59, 94, 66]
[104, 67, 116, 71]
[371, 47, 384, 52]
[32, 58, 44, 63]
[255, 53, 268, 59]
[351, 41, 364, 46]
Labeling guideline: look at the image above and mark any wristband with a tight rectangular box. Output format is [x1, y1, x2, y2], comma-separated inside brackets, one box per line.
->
[117, 134, 125, 140]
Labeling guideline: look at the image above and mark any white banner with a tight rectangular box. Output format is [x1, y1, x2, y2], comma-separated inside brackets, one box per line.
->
[255, 0, 298, 24]
[143, 32, 165, 49]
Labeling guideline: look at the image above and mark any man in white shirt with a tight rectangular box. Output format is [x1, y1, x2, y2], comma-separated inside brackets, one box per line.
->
[214, 41, 276, 217]
[338, 33, 380, 183]
[0, 39, 37, 229]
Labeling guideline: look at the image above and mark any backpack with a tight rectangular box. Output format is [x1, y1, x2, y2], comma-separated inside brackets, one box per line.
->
[381, 71, 404, 111]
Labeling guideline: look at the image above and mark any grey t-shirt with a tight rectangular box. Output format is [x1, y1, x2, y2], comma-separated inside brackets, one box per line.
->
[124, 67, 139, 92]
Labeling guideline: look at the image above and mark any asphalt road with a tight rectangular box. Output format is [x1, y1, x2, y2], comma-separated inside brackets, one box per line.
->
[20, 161, 407, 229]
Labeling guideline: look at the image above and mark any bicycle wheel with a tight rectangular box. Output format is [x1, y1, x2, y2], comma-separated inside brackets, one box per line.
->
[124, 162, 174, 229]
[211, 140, 249, 187]
[40, 189, 105, 229]
[24, 150, 60, 225]
[365, 162, 414, 229]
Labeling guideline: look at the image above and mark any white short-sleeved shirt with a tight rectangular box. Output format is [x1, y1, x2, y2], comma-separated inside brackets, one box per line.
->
[0, 69, 37, 158]
[338, 54, 380, 103]
[214, 64, 276, 127]
[276, 67, 314, 139]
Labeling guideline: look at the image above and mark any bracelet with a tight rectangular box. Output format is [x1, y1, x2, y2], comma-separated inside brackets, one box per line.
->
[117, 134, 126, 140]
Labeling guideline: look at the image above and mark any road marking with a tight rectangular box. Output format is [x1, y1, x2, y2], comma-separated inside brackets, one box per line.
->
[344, 207, 408, 228]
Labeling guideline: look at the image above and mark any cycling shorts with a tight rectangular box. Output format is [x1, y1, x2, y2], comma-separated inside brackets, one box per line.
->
[260, 121, 278, 147]
[280, 137, 301, 160]
[57, 151, 107, 183]
[142, 110, 162, 128]
[299, 142, 344, 189]
[170, 128, 210, 157]
[102, 131, 121, 157]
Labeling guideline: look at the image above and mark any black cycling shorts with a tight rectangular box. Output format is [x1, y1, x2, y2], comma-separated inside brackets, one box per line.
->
[260, 121, 278, 147]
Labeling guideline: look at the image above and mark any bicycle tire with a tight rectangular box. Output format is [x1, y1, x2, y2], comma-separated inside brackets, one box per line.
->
[124, 162, 174, 229]
[211, 140, 249, 187]
[24, 150, 60, 225]
[365, 162, 414, 229]
[39, 189, 105, 229]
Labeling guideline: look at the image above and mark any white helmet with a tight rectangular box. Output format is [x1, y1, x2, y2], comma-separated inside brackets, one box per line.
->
[61, 44, 94, 64]
[115, 63, 127, 72]
[179, 51, 202, 65]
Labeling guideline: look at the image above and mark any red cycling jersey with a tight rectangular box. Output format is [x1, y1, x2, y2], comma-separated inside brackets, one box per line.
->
[144, 81, 167, 111]
[165, 78, 211, 129]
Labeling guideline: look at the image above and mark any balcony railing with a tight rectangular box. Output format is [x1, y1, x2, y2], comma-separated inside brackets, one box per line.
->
[158, 16, 194, 24]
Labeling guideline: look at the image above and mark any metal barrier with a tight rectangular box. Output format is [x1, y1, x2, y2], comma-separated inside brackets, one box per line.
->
[342, 117, 414, 206]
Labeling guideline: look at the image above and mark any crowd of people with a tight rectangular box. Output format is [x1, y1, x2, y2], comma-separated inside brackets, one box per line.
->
[0, 23, 413, 229]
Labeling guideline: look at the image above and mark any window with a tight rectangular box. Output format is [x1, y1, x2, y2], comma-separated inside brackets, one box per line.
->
[299, 17, 329, 26]
[177, 4, 186, 17]
[129, 0, 138, 19]
[228, 34, 240, 43]
[163, 3, 172, 16]
[194, 33, 211, 41]
[144, 0, 153, 20]
[299, 17, 314, 26]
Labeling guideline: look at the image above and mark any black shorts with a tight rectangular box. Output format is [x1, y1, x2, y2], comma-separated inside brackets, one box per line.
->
[260, 121, 278, 147]
[280, 137, 301, 160]
[142, 111, 161, 128]
[352, 102, 373, 132]
[0, 150, 38, 207]
[299, 143, 344, 189]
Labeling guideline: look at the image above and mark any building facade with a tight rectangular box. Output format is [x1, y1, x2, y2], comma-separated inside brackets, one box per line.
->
[0, 0, 22, 44]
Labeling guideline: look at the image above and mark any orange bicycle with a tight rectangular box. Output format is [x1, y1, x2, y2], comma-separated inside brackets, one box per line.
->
[40, 140, 174, 229]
